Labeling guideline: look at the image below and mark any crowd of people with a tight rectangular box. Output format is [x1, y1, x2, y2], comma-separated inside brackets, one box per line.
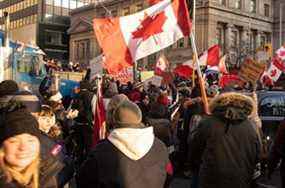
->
[0, 68, 284, 188]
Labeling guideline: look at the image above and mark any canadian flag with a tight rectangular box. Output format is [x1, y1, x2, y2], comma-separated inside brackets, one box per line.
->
[207, 55, 228, 74]
[173, 60, 194, 78]
[199, 45, 220, 67]
[155, 54, 169, 75]
[276, 45, 285, 61]
[147, 0, 163, 5]
[263, 57, 284, 82]
[92, 83, 106, 146]
[93, 0, 191, 74]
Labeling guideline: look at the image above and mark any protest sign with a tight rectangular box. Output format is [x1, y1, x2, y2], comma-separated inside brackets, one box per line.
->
[239, 59, 266, 83]
[143, 75, 163, 87]
[140, 71, 154, 81]
[90, 55, 104, 78]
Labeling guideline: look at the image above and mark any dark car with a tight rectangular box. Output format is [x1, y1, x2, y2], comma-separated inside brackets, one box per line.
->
[257, 90, 285, 139]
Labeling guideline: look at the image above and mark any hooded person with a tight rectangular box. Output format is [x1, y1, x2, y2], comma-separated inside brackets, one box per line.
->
[0, 107, 63, 188]
[77, 100, 172, 188]
[188, 92, 260, 188]
[105, 94, 129, 131]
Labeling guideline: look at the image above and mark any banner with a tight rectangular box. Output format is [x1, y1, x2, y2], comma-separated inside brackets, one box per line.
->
[90, 55, 104, 78]
[143, 75, 163, 87]
[112, 67, 133, 84]
[239, 59, 266, 83]
[141, 71, 154, 81]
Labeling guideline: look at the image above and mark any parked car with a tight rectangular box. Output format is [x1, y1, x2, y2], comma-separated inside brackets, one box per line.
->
[257, 90, 285, 140]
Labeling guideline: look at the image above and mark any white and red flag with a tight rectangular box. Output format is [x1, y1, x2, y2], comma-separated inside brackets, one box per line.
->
[147, 0, 163, 5]
[173, 60, 194, 78]
[93, 0, 191, 74]
[155, 53, 169, 75]
[199, 45, 220, 67]
[276, 45, 285, 61]
[264, 57, 285, 82]
[207, 55, 228, 74]
[92, 83, 106, 147]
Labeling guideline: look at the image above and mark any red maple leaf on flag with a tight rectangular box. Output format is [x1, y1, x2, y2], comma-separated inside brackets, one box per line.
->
[147, 0, 163, 5]
[279, 50, 285, 57]
[132, 11, 167, 41]
[270, 69, 277, 77]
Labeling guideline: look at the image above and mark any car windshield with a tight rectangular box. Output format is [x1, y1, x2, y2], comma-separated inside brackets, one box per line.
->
[260, 95, 285, 117]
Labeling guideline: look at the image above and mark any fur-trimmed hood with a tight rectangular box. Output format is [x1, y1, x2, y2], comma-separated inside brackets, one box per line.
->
[209, 92, 254, 121]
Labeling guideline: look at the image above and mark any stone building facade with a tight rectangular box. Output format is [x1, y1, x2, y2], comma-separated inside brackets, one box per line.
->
[68, 0, 274, 69]
[273, 0, 285, 51]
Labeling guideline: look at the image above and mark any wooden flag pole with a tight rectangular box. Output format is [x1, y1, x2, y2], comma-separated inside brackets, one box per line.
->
[190, 32, 210, 114]
[191, 0, 196, 88]
[192, 54, 196, 88]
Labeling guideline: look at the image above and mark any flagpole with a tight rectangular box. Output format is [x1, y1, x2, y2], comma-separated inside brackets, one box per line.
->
[191, 0, 196, 88]
[190, 32, 210, 114]
[133, 60, 138, 82]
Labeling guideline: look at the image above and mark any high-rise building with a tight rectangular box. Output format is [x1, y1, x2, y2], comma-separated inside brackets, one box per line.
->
[0, 0, 93, 62]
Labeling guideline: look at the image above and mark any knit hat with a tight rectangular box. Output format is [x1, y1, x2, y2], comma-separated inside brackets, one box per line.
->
[112, 100, 142, 128]
[49, 92, 63, 102]
[0, 80, 19, 97]
[0, 108, 41, 144]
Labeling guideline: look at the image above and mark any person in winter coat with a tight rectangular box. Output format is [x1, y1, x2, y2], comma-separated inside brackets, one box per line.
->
[0, 107, 62, 188]
[77, 100, 172, 188]
[188, 92, 260, 188]
[268, 120, 285, 188]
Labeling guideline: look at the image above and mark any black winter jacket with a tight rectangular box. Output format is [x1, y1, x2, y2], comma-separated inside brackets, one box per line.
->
[77, 138, 170, 188]
[189, 92, 260, 188]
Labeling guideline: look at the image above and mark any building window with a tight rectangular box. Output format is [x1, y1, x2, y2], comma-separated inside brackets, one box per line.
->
[123, 7, 130, 16]
[111, 10, 117, 17]
[217, 23, 226, 54]
[232, 30, 238, 47]
[45, 30, 63, 45]
[178, 38, 185, 48]
[136, 3, 143, 12]
[219, 0, 226, 6]
[74, 39, 90, 62]
[250, 0, 256, 13]
[235, 0, 241, 9]
[260, 35, 266, 47]
[264, 4, 270, 17]
[147, 54, 156, 67]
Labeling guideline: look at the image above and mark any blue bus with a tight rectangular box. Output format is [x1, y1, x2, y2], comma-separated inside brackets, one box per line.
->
[0, 31, 80, 98]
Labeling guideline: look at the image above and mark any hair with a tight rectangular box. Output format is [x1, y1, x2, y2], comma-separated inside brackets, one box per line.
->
[0, 149, 40, 188]
[38, 105, 54, 117]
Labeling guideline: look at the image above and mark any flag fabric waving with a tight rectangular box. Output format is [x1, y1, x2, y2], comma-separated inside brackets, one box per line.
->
[92, 84, 106, 146]
[155, 53, 169, 75]
[93, 0, 191, 74]
[276, 45, 285, 61]
[199, 45, 220, 67]
[173, 60, 194, 78]
[147, 0, 164, 5]
[262, 57, 285, 82]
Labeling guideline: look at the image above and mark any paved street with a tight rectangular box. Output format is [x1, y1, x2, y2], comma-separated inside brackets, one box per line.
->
[170, 170, 282, 188]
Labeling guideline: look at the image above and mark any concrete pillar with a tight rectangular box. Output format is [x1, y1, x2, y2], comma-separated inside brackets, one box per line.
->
[242, 26, 249, 42]
[226, 23, 234, 52]
[256, 30, 261, 48]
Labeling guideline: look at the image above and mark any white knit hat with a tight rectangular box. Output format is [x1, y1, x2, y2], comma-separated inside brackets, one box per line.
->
[49, 92, 63, 102]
